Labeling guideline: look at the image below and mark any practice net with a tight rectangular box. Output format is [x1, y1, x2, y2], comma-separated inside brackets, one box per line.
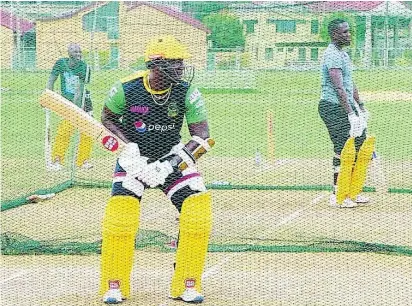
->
[2, 1, 411, 259]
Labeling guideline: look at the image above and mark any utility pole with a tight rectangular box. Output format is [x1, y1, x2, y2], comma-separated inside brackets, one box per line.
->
[384, 0, 389, 67]
[10, 1, 22, 69]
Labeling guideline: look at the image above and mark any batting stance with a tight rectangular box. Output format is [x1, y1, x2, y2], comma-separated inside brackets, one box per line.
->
[319, 19, 375, 208]
[99, 35, 213, 304]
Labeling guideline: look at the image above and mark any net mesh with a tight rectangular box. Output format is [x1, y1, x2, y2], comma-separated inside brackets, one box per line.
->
[1, 0, 411, 273]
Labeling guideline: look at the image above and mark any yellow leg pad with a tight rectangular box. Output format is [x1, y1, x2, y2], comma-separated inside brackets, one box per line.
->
[349, 136, 376, 199]
[99, 196, 140, 298]
[170, 192, 212, 297]
[336, 137, 356, 204]
[52, 120, 75, 164]
[76, 133, 93, 167]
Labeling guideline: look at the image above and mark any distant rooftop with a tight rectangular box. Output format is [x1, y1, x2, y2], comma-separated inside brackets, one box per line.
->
[0, 9, 35, 34]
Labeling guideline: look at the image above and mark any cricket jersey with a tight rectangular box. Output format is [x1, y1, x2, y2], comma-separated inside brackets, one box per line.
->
[51, 58, 90, 107]
[320, 43, 355, 108]
[104, 70, 208, 160]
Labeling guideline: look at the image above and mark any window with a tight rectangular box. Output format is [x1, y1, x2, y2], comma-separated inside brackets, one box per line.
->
[277, 48, 284, 52]
[107, 17, 119, 39]
[287, 48, 294, 53]
[265, 48, 274, 61]
[311, 48, 319, 61]
[298, 48, 306, 62]
[311, 20, 319, 34]
[276, 20, 296, 33]
[244, 20, 258, 34]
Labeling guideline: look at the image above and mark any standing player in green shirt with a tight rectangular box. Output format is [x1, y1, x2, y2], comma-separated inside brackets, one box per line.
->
[46, 43, 93, 171]
[99, 35, 214, 304]
[319, 19, 374, 208]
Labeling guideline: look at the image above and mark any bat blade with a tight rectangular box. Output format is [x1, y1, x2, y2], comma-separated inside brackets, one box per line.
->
[39, 89, 125, 153]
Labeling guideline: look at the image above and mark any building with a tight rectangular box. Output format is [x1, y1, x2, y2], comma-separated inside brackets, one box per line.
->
[34, 1, 210, 70]
[0, 9, 35, 69]
[233, 1, 412, 69]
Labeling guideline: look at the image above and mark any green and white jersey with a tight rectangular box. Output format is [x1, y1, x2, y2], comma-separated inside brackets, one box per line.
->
[321, 44, 354, 107]
[51, 58, 89, 106]
[104, 71, 208, 159]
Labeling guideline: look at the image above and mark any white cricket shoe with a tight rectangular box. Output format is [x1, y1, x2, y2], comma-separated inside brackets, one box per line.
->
[170, 288, 204, 304]
[329, 194, 358, 208]
[355, 194, 370, 204]
[47, 162, 63, 172]
[80, 161, 93, 170]
[103, 289, 123, 304]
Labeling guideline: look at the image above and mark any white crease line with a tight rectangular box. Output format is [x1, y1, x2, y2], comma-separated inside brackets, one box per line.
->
[1, 270, 29, 284]
[274, 193, 326, 228]
[158, 192, 327, 305]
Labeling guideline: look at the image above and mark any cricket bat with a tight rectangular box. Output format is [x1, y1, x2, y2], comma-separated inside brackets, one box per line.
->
[39, 89, 125, 153]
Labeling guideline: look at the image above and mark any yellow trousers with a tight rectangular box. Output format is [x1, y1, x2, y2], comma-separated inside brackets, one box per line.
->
[52, 119, 93, 167]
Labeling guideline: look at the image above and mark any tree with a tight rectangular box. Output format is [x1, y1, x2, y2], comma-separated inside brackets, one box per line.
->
[182, 1, 230, 20]
[202, 11, 245, 49]
[320, 12, 358, 47]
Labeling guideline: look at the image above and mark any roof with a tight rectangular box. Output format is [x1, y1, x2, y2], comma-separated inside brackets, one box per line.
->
[305, 1, 383, 13]
[0, 9, 35, 34]
[36, 1, 107, 21]
[125, 2, 211, 33]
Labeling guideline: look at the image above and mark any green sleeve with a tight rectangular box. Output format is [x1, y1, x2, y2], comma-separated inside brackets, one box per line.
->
[185, 86, 208, 124]
[104, 81, 126, 115]
[324, 49, 343, 70]
[51, 58, 63, 76]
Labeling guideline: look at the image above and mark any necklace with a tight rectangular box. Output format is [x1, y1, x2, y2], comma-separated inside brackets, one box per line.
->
[147, 75, 172, 106]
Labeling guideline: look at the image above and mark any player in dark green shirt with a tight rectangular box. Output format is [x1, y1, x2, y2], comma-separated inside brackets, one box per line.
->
[99, 35, 213, 304]
[46, 43, 93, 171]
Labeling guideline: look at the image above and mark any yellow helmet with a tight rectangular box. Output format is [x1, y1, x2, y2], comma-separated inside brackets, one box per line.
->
[144, 35, 191, 62]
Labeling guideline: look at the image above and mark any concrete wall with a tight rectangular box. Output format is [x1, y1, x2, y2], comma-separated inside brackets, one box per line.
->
[0, 26, 14, 69]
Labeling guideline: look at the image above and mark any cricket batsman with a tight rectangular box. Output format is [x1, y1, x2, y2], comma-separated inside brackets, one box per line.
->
[99, 35, 213, 304]
[318, 19, 375, 208]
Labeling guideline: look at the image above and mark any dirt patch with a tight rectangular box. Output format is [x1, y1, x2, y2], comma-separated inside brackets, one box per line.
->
[362, 91, 412, 102]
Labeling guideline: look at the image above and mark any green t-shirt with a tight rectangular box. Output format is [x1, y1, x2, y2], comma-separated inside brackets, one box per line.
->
[321, 44, 354, 107]
[51, 58, 90, 106]
[105, 80, 208, 124]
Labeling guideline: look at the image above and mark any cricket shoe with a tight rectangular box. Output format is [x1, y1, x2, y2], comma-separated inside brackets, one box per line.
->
[329, 194, 357, 208]
[103, 288, 123, 304]
[80, 161, 93, 170]
[354, 194, 370, 204]
[46, 162, 63, 172]
[170, 288, 204, 304]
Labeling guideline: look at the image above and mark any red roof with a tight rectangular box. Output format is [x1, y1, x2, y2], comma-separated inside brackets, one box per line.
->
[125, 2, 211, 33]
[0, 9, 34, 34]
[305, 1, 383, 12]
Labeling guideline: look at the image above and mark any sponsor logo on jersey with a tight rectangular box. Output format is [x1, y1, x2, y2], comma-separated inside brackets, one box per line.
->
[130, 105, 150, 114]
[109, 86, 118, 98]
[148, 123, 175, 132]
[189, 89, 201, 104]
[102, 136, 119, 152]
[167, 102, 178, 118]
[134, 121, 147, 133]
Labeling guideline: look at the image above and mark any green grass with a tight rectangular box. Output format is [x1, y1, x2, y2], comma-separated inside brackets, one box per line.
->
[1, 69, 411, 200]
[1, 69, 411, 160]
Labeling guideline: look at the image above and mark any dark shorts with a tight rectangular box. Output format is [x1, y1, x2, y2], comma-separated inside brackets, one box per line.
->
[111, 160, 206, 212]
[318, 100, 366, 155]
[83, 90, 93, 113]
